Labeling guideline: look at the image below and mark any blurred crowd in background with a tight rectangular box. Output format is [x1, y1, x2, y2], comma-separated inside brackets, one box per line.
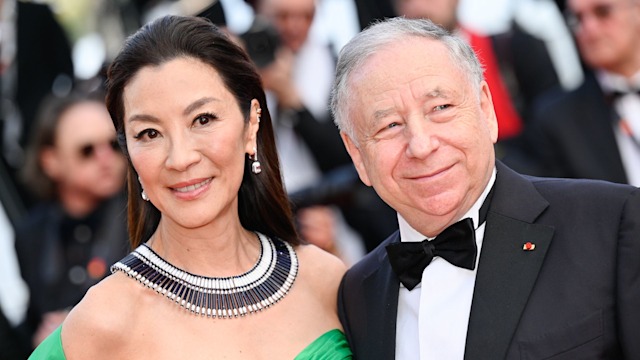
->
[2, 0, 640, 357]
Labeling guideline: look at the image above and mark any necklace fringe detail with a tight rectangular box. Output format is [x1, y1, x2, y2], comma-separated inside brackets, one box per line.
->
[110, 233, 298, 318]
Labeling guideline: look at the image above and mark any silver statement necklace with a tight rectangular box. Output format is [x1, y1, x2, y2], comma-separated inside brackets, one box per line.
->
[110, 233, 298, 318]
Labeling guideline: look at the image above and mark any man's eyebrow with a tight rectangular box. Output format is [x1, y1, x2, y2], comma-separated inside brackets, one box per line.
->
[372, 108, 396, 122]
[423, 88, 449, 99]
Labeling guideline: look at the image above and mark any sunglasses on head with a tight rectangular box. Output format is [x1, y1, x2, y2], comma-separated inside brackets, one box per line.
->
[78, 139, 120, 159]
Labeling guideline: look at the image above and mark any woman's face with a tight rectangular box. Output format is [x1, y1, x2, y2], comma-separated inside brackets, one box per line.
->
[122, 57, 260, 230]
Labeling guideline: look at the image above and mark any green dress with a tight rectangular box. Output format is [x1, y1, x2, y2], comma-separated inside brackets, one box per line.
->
[29, 326, 352, 359]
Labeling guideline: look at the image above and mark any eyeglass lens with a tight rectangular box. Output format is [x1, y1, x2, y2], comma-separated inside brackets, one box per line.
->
[79, 139, 120, 159]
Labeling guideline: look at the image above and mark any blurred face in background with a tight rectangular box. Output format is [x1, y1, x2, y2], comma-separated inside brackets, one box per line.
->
[567, 0, 640, 76]
[394, 0, 460, 32]
[42, 101, 126, 202]
[259, 0, 315, 52]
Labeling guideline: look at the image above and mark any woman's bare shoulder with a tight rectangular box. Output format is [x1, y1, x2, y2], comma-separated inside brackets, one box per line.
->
[295, 244, 347, 294]
[297, 243, 347, 271]
[61, 273, 142, 358]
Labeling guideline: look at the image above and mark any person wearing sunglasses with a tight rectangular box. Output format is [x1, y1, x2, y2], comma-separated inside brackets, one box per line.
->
[525, 0, 640, 187]
[13, 89, 129, 352]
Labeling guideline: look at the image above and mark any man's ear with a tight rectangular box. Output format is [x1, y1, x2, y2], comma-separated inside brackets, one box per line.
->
[479, 81, 499, 144]
[341, 132, 372, 187]
[40, 147, 61, 180]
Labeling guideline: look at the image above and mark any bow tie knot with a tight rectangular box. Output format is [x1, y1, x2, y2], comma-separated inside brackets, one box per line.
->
[386, 218, 478, 290]
[421, 240, 436, 257]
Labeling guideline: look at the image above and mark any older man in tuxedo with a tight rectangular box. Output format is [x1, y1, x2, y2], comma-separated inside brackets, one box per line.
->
[331, 17, 640, 359]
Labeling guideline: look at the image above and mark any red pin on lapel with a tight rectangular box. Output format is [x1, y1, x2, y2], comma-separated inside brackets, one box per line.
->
[523, 242, 536, 251]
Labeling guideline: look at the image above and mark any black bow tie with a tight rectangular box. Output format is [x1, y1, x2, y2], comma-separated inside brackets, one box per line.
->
[386, 218, 477, 290]
[386, 185, 494, 290]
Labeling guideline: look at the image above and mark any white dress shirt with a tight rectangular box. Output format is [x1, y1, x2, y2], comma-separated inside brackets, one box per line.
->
[597, 71, 640, 187]
[395, 169, 496, 360]
[0, 202, 29, 326]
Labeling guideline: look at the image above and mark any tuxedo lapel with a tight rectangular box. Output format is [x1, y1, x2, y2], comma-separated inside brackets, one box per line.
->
[465, 163, 554, 360]
[360, 235, 401, 360]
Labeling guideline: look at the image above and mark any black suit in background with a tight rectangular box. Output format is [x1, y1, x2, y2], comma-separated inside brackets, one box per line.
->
[352, 0, 396, 30]
[0, 308, 30, 360]
[14, 2, 74, 148]
[490, 23, 560, 126]
[523, 72, 628, 183]
[338, 161, 640, 359]
[0, 4, 74, 354]
[1, 1, 74, 215]
[287, 108, 398, 252]
[14, 194, 129, 348]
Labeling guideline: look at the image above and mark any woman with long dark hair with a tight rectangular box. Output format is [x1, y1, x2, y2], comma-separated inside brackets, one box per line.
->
[29, 15, 351, 359]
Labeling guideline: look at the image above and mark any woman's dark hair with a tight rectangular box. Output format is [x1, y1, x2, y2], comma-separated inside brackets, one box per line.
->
[105, 15, 299, 248]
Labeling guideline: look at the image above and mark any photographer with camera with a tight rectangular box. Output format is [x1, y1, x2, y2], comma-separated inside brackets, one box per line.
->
[241, 13, 361, 264]
[240, 0, 397, 261]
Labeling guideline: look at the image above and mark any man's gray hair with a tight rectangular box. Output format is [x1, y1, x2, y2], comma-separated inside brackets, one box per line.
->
[330, 17, 485, 140]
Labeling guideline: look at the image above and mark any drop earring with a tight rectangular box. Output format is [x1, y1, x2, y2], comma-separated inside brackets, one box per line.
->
[139, 176, 150, 201]
[251, 147, 262, 174]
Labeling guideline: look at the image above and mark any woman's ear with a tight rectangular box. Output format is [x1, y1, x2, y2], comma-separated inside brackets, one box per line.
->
[245, 99, 261, 154]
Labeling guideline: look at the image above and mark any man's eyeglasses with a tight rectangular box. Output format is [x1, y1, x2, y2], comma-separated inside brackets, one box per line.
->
[78, 139, 120, 159]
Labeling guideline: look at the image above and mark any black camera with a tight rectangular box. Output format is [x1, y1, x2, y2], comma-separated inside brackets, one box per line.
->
[240, 16, 281, 69]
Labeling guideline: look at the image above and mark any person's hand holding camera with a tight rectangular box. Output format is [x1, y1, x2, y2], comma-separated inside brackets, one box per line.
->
[258, 48, 304, 111]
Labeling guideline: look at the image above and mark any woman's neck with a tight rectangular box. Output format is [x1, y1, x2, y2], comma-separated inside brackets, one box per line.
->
[148, 218, 261, 278]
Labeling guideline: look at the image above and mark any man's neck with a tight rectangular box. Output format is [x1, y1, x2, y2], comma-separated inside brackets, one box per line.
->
[59, 188, 101, 218]
[597, 68, 640, 92]
[602, 53, 640, 81]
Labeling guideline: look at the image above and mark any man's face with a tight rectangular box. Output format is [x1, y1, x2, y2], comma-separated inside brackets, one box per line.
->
[394, 0, 460, 31]
[341, 37, 498, 236]
[259, 0, 315, 53]
[45, 101, 126, 201]
[567, 0, 640, 75]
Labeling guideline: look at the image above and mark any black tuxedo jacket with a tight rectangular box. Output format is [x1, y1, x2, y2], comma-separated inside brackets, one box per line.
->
[14, 194, 128, 341]
[15, 1, 74, 147]
[1, 2, 75, 214]
[338, 161, 640, 359]
[524, 73, 628, 184]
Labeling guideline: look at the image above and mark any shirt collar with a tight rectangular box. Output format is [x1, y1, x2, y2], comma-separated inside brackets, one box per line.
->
[597, 69, 640, 93]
